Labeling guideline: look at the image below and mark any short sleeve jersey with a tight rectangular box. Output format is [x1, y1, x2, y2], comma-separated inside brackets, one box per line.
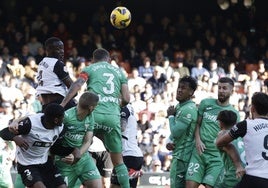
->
[16, 114, 63, 165]
[61, 107, 94, 148]
[172, 100, 198, 162]
[36, 57, 69, 96]
[229, 118, 268, 179]
[81, 62, 128, 115]
[199, 98, 239, 151]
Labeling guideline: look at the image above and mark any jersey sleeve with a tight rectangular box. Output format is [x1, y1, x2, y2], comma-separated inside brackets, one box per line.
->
[229, 120, 247, 139]
[18, 118, 32, 135]
[119, 68, 128, 84]
[169, 105, 196, 139]
[53, 60, 70, 80]
[121, 106, 130, 120]
[78, 71, 89, 82]
[197, 98, 208, 117]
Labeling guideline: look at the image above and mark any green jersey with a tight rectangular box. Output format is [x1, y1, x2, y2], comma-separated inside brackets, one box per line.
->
[81, 62, 128, 115]
[199, 98, 239, 152]
[61, 107, 95, 148]
[169, 100, 198, 162]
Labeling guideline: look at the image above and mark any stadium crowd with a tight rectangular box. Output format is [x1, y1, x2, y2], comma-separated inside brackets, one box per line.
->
[0, 1, 268, 186]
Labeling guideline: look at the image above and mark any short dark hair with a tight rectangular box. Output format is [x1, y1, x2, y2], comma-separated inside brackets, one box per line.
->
[218, 77, 234, 87]
[93, 48, 110, 62]
[217, 110, 237, 128]
[78, 91, 99, 109]
[45, 37, 62, 49]
[179, 76, 198, 92]
[44, 103, 64, 120]
[252, 92, 268, 115]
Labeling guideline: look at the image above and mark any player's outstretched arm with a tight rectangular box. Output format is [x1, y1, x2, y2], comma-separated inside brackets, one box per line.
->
[61, 77, 86, 107]
[221, 143, 245, 178]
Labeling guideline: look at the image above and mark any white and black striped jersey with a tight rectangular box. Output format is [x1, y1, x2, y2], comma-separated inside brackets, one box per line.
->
[229, 118, 268, 179]
[16, 113, 63, 165]
[36, 57, 69, 97]
[121, 104, 143, 157]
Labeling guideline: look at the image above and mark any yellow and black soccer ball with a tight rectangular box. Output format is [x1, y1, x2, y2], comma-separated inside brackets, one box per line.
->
[110, 6, 131, 29]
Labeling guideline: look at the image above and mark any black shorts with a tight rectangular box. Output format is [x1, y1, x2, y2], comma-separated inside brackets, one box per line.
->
[235, 174, 268, 188]
[111, 156, 144, 188]
[90, 150, 113, 177]
[17, 157, 65, 187]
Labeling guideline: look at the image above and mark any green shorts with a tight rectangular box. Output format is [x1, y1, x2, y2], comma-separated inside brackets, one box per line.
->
[170, 158, 188, 188]
[185, 148, 223, 187]
[214, 167, 241, 188]
[93, 113, 122, 153]
[55, 152, 100, 188]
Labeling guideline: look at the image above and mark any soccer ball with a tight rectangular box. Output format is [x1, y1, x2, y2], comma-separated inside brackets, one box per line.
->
[110, 6, 131, 29]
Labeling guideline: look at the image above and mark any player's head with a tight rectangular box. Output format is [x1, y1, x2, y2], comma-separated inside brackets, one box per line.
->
[78, 91, 99, 114]
[92, 48, 110, 63]
[217, 77, 234, 103]
[217, 110, 237, 130]
[251, 92, 268, 117]
[45, 37, 64, 62]
[176, 76, 197, 103]
[43, 103, 65, 127]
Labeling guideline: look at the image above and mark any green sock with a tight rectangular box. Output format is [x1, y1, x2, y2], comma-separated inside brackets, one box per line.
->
[114, 163, 130, 188]
[15, 175, 25, 188]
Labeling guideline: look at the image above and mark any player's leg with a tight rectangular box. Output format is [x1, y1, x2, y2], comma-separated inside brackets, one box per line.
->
[90, 150, 113, 188]
[111, 156, 143, 188]
[95, 114, 130, 188]
[185, 149, 205, 188]
[202, 152, 223, 188]
[170, 158, 188, 188]
[54, 156, 79, 188]
[77, 153, 101, 188]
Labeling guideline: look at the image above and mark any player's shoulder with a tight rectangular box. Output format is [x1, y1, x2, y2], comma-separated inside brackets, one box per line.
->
[200, 97, 216, 105]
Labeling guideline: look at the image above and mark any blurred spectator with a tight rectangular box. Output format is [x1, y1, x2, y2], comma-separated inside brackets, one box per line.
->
[151, 160, 163, 173]
[24, 56, 38, 85]
[27, 36, 43, 56]
[34, 46, 45, 64]
[191, 58, 209, 80]
[160, 57, 174, 82]
[174, 58, 190, 78]
[139, 133, 153, 155]
[0, 57, 9, 79]
[128, 68, 146, 93]
[17, 44, 32, 66]
[147, 66, 167, 95]
[208, 59, 225, 84]
[138, 57, 154, 80]
[7, 57, 25, 79]
[140, 83, 154, 102]
[225, 61, 240, 82]
[257, 59, 268, 81]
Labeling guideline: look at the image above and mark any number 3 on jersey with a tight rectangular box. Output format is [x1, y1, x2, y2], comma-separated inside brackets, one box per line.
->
[103, 73, 114, 94]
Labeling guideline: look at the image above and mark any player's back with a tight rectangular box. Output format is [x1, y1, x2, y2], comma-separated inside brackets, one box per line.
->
[83, 62, 128, 115]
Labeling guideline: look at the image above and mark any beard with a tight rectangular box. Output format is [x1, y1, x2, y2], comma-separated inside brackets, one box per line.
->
[218, 95, 229, 103]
